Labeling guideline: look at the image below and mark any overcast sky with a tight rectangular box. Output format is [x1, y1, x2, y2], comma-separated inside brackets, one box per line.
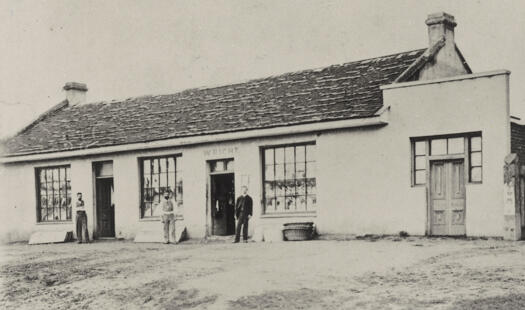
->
[1, 0, 524, 138]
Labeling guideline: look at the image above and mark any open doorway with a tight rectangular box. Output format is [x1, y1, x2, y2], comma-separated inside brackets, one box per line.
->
[93, 161, 115, 238]
[96, 178, 115, 237]
[210, 173, 235, 236]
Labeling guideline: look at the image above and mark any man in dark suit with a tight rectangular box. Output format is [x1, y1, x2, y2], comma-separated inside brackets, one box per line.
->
[233, 185, 253, 243]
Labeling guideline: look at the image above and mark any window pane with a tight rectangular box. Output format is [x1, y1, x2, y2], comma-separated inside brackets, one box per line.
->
[265, 181, 275, 198]
[471, 152, 482, 167]
[160, 172, 167, 189]
[306, 162, 316, 178]
[275, 181, 285, 197]
[215, 161, 225, 172]
[431, 139, 447, 155]
[296, 179, 306, 195]
[265, 148, 274, 165]
[415, 156, 426, 170]
[471, 167, 482, 182]
[285, 180, 295, 196]
[275, 148, 284, 164]
[275, 164, 285, 180]
[306, 178, 316, 195]
[296, 162, 306, 178]
[176, 156, 182, 172]
[144, 175, 151, 189]
[152, 159, 159, 173]
[160, 157, 167, 173]
[285, 147, 295, 163]
[143, 187, 152, 202]
[306, 144, 316, 162]
[415, 170, 426, 185]
[276, 196, 286, 212]
[59, 168, 66, 182]
[265, 165, 275, 181]
[152, 173, 159, 190]
[414, 141, 426, 156]
[296, 195, 306, 211]
[296, 145, 305, 163]
[168, 172, 176, 193]
[143, 159, 151, 174]
[226, 160, 234, 171]
[285, 196, 296, 210]
[285, 163, 295, 180]
[41, 208, 48, 222]
[40, 170, 46, 182]
[448, 137, 464, 154]
[471, 136, 482, 152]
[40, 195, 47, 210]
[168, 157, 175, 172]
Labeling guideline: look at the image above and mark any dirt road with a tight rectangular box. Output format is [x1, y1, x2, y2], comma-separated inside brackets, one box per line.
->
[1, 237, 525, 309]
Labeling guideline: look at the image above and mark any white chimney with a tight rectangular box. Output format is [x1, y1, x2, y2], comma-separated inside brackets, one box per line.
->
[419, 12, 468, 80]
[63, 82, 88, 106]
[425, 12, 457, 48]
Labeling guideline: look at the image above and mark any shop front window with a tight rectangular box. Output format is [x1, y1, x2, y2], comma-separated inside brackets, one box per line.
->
[140, 155, 182, 218]
[263, 143, 316, 214]
[36, 165, 72, 222]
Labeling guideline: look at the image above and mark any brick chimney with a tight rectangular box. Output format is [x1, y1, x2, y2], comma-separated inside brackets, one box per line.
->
[63, 82, 88, 106]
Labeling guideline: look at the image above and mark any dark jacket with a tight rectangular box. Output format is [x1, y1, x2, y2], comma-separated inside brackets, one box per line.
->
[235, 195, 253, 219]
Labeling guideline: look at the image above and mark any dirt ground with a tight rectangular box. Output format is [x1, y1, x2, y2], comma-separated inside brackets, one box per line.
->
[1, 236, 525, 310]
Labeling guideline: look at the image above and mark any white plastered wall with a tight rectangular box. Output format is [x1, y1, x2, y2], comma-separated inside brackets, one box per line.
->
[0, 72, 510, 242]
[316, 71, 510, 237]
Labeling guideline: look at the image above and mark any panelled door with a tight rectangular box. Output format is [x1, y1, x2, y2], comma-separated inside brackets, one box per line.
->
[430, 160, 466, 236]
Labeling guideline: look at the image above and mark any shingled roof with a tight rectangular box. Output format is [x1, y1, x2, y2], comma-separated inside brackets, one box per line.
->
[2, 48, 426, 157]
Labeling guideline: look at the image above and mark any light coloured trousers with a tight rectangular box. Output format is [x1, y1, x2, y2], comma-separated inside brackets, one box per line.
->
[76, 211, 89, 243]
[162, 213, 176, 243]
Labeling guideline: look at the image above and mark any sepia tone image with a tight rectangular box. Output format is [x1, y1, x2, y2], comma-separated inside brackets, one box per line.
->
[1, 1, 525, 309]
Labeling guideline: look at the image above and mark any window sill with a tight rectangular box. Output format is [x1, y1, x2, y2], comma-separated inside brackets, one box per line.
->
[139, 215, 184, 222]
[36, 221, 73, 225]
[261, 212, 317, 219]
[139, 217, 161, 222]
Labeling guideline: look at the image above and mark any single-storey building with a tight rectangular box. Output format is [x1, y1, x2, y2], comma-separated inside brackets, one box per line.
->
[1, 12, 524, 243]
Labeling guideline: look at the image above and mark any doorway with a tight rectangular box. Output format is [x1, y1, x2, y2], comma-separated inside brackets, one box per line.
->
[93, 161, 115, 238]
[210, 173, 235, 236]
[96, 178, 115, 238]
[429, 160, 466, 236]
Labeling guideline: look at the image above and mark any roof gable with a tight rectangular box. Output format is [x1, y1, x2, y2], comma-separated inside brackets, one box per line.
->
[3, 49, 425, 157]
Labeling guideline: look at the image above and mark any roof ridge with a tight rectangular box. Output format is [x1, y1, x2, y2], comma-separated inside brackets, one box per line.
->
[76, 48, 426, 108]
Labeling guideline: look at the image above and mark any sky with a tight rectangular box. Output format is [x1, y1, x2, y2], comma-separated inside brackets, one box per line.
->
[1, 0, 525, 138]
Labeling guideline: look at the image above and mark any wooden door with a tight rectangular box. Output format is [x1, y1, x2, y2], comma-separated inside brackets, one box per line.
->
[96, 178, 115, 238]
[430, 160, 466, 236]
